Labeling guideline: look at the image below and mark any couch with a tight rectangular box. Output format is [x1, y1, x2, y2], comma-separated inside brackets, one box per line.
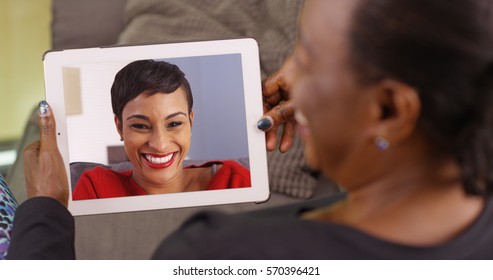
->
[7, 0, 339, 259]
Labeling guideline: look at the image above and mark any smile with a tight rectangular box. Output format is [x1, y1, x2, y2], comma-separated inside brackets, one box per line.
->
[146, 153, 174, 164]
[142, 152, 176, 168]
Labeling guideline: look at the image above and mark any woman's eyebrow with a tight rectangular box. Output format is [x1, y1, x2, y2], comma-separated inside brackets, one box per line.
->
[166, 112, 187, 120]
[127, 114, 149, 121]
[127, 112, 187, 121]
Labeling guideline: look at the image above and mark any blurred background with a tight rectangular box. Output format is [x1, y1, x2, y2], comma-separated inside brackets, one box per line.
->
[0, 0, 51, 176]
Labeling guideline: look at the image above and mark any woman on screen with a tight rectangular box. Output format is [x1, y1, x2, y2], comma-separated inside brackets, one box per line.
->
[72, 60, 250, 200]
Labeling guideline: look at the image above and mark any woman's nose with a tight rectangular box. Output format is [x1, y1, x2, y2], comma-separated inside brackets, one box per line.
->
[148, 129, 170, 151]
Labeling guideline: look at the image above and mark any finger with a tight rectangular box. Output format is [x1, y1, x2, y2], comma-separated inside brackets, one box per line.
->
[279, 121, 297, 153]
[262, 71, 286, 98]
[265, 126, 279, 152]
[23, 141, 40, 187]
[257, 99, 295, 132]
[262, 55, 294, 98]
[262, 100, 272, 114]
[23, 141, 41, 160]
[37, 101, 58, 151]
[265, 92, 283, 107]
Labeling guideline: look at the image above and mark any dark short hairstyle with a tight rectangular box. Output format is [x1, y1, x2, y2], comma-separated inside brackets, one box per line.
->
[349, 0, 493, 195]
[111, 60, 193, 124]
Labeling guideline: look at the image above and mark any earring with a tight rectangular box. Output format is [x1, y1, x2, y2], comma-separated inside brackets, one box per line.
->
[375, 137, 390, 151]
[120, 137, 124, 141]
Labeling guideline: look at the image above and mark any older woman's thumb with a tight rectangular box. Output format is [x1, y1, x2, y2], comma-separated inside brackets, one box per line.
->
[37, 100, 58, 151]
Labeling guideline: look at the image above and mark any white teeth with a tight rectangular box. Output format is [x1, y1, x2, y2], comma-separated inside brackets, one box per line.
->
[295, 111, 308, 125]
[145, 153, 173, 164]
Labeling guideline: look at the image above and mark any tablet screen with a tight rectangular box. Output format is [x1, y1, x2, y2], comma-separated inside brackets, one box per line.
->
[43, 39, 269, 215]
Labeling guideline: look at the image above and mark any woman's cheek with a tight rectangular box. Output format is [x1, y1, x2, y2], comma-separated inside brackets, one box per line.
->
[124, 133, 144, 155]
[303, 137, 322, 170]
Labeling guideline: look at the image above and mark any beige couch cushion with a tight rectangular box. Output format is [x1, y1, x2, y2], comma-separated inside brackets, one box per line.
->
[51, 0, 127, 49]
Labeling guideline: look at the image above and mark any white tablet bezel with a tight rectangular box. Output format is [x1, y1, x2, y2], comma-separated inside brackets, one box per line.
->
[43, 38, 269, 216]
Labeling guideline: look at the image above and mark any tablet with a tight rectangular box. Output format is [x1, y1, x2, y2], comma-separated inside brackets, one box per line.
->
[43, 38, 269, 216]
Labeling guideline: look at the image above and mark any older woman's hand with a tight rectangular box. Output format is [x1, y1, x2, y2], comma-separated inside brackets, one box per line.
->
[257, 58, 296, 153]
[23, 101, 69, 208]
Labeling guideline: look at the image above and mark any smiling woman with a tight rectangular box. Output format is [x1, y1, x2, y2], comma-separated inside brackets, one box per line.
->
[72, 60, 251, 200]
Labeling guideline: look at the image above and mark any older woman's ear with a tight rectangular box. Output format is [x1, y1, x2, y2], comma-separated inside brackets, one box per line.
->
[114, 115, 123, 141]
[371, 79, 421, 145]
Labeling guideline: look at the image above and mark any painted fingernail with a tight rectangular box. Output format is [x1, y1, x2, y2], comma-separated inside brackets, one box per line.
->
[38, 100, 50, 117]
[257, 117, 272, 131]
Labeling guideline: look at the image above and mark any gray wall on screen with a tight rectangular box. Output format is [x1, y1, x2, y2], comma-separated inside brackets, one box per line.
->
[164, 54, 249, 161]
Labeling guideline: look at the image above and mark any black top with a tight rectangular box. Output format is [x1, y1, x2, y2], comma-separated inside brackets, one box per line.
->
[154, 193, 493, 259]
[7, 197, 75, 260]
[7, 191, 493, 259]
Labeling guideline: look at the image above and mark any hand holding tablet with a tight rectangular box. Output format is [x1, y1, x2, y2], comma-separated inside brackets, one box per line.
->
[43, 38, 269, 215]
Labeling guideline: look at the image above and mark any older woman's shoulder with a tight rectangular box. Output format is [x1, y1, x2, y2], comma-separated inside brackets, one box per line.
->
[152, 193, 493, 259]
[151, 193, 347, 259]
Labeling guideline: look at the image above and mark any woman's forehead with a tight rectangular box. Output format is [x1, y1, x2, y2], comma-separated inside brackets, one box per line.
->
[301, 0, 358, 32]
[124, 89, 189, 115]
[296, 0, 359, 72]
[299, 0, 358, 53]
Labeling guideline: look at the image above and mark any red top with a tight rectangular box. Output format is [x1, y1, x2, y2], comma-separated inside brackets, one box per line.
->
[72, 160, 251, 200]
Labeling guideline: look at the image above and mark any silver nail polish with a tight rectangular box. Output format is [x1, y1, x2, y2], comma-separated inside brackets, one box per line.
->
[39, 101, 49, 116]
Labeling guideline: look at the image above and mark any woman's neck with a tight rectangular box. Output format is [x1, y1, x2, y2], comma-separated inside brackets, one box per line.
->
[306, 154, 485, 246]
[132, 169, 186, 194]
[182, 167, 214, 192]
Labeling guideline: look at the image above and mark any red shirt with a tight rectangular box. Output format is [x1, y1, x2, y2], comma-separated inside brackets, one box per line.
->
[72, 160, 251, 200]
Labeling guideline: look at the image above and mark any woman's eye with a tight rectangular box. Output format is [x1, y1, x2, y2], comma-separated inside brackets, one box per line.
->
[130, 124, 151, 131]
[168, 121, 183, 128]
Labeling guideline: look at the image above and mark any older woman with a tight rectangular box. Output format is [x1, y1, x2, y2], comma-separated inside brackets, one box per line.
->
[72, 60, 250, 200]
[7, 0, 493, 259]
